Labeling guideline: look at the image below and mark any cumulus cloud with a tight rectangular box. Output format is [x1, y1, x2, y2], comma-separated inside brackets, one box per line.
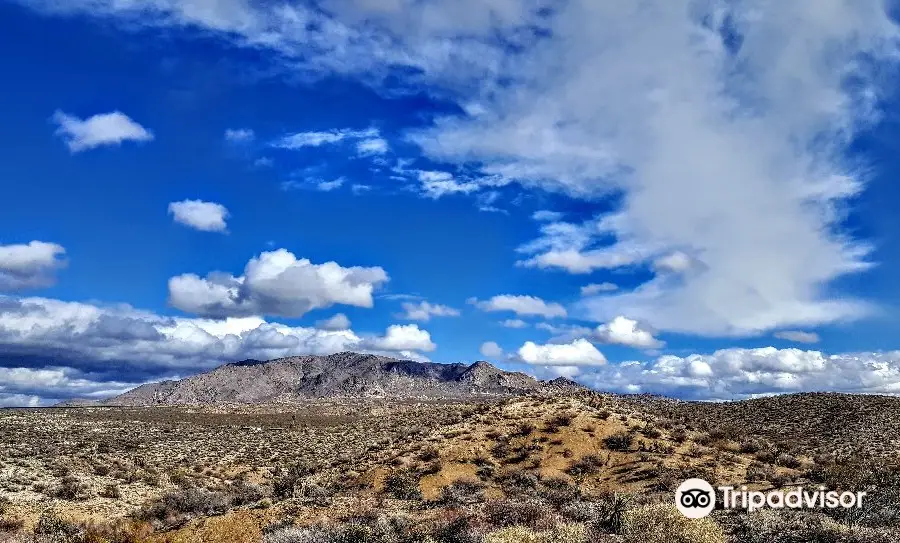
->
[363, 324, 436, 352]
[0, 295, 438, 404]
[480, 341, 503, 358]
[0, 241, 66, 291]
[316, 313, 351, 331]
[224, 128, 255, 142]
[168, 200, 230, 233]
[575, 347, 900, 400]
[581, 282, 618, 296]
[398, 301, 460, 322]
[775, 330, 821, 344]
[0, 366, 139, 404]
[52, 110, 153, 152]
[409, 1, 894, 336]
[517, 338, 607, 366]
[470, 295, 567, 319]
[594, 316, 664, 349]
[168, 249, 389, 318]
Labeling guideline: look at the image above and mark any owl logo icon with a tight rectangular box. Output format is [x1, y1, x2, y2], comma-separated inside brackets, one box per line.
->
[675, 478, 716, 518]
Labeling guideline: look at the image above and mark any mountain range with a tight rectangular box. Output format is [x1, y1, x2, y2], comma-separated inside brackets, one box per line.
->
[81, 351, 582, 406]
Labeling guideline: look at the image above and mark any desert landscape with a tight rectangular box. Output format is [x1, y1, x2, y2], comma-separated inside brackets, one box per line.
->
[1, 353, 899, 543]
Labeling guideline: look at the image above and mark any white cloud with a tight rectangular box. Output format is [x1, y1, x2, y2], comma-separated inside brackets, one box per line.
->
[0, 366, 138, 404]
[351, 184, 372, 194]
[272, 127, 380, 149]
[398, 301, 460, 322]
[357, 138, 389, 155]
[516, 218, 654, 273]
[470, 294, 567, 319]
[501, 319, 528, 328]
[517, 338, 607, 366]
[317, 178, 345, 191]
[364, 324, 436, 352]
[168, 199, 230, 233]
[52, 110, 153, 152]
[653, 251, 694, 273]
[535, 322, 594, 343]
[479, 341, 503, 358]
[576, 347, 900, 400]
[224, 128, 255, 142]
[774, 330, 821, 344]
[0, 295, 437, 404]
[581, 282, 618, 296]
[168, 249, 389, 318]
[594, 316, 664, 349]
[407, 1, 895, 336]
[254, 157, 274, 167]
[0, 241, 66, 291]
[316, 313, 351, 331]
[532, 210, 564, 222]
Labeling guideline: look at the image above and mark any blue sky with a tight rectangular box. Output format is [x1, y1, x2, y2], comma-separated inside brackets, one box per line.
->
[3, 0, 900, 405]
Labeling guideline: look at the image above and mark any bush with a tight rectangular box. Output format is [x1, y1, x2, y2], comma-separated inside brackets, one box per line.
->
[383, 470, 422, 500]
[622, 504, 725, 543]
[50, 476, 85, 501]
[729, 509, 899, 543]
[441, 477, 486, 505]
[484, 523, 587, 543]
[485, 500, 553, 530]
[604, 432, 634, 452]
[263, 525, 335, 543]
[566, 454, 607, 478]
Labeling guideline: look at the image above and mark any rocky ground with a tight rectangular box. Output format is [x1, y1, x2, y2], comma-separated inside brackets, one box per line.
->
[0, 391, 899, 542]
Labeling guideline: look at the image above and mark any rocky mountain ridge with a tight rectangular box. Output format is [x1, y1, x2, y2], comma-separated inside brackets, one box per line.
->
[90, 351, 578, 406]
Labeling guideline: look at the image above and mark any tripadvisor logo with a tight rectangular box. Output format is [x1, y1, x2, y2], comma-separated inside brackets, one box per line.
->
[675, 478, 867, 518]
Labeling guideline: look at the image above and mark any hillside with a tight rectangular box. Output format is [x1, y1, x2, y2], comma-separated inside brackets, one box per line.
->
[101, 352, 561, 406]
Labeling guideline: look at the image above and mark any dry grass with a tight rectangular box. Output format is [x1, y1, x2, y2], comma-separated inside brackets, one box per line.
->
[1, 391, 899, 542]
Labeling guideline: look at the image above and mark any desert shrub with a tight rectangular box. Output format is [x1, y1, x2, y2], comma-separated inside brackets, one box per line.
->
[419, 446, 441, 462]
[776, 453, 802, 469]
[728, 510, 899, 543]
[497, 469, 539, 496]
[383, 470, 422, 500]
[33, 509, 83, 542]
[604, 432, 634, 452]
[137, 486, 228, 527]
[262, 525, 335, 543]
[441, 477, 486, 505]
[517, 423, 536, 437]
[595, 492, 633, 533]
[566, 454, 607, 478]
[272, 462, 317, 500]
[560, 500, 600, 522]
[745, 462, 777, 483]
[484, 526, 540, 543]
[484, 500, 554, 530]
[228, 480, 268, 506]
[622, 504, 725, 543]
[0, 516, 24, 533]
[99, 484, 121, 499]
[50, 476, 85, 501]
[483, 523, 587, 543]
[539, 477, 580, 508]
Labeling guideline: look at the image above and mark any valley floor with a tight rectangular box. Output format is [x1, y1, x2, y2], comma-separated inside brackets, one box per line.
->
[1, 392, 899, 542]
